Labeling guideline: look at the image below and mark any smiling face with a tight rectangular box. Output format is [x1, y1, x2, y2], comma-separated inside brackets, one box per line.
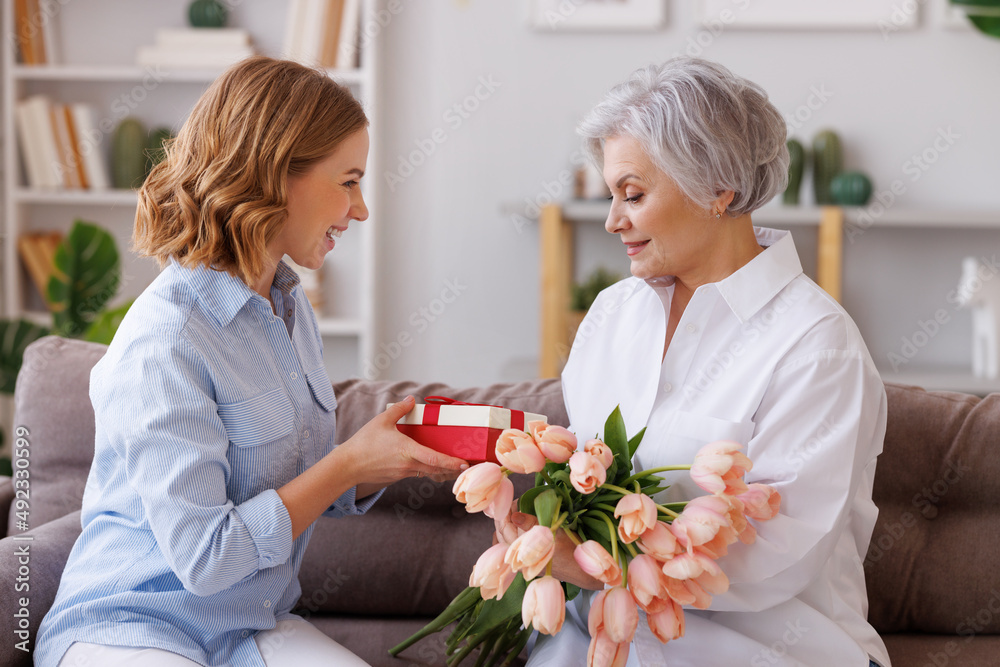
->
[269, 127, 370, 271]
[602, 134, 723, 281]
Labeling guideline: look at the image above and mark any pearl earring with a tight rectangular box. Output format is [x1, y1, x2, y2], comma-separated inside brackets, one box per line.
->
[715, 210, 722, 219]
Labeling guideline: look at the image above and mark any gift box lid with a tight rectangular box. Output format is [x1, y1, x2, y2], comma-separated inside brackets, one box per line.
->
[392, 397, 547, 430]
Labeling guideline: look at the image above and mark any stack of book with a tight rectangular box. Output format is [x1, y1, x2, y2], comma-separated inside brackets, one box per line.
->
[15, 96, 110, 191]
[282, 0, 361, 69]
[18, 231, 63, 307]
[14, 0, 58, 65]
[136, 28, 255, 69]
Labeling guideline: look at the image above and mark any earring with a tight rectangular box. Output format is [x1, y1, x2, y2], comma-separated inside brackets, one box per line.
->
[715, 210, 722, 219]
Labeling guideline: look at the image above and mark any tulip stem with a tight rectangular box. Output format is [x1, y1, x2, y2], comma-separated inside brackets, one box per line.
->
[551, 511, 568, 532]
[656, 503, 681, 519]
[594, 502, 619, 514]
[561, 526, 582, 546]
[599, 483, 632, 496]
[620, 466, 691, 487]
[595, 511, 619, 564]
[624, 542, 639, 558]
[389, 586, 482, 656]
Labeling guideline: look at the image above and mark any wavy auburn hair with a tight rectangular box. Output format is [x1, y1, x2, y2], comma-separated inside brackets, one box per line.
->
[134, 56, 368, 286]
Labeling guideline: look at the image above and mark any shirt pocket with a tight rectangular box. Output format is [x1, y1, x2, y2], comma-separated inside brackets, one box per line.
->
[305, 367, 337, 413]
[217, 386, 296, 447]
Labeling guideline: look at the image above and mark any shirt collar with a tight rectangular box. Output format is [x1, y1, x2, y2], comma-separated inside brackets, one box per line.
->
[174, 258, 301, 327]
[626, 226, 803, 323]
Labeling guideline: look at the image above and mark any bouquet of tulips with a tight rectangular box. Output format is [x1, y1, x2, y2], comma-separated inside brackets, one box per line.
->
[389, 407, 781, 667]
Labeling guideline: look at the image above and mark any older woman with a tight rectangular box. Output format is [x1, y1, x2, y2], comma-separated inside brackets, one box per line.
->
[528, 58, 889, 667]
[35, 57, 467, 667]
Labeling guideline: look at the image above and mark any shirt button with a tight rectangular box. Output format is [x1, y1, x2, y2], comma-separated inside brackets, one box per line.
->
[685, 323, 697, 334]
[242, 630, 249, 638]
[663, 383, 673, 393]
[264, 600, 271, 608]
[290, 372, 298, 379]
[286, 309, 293, 317]
[303, 430, 310, 439]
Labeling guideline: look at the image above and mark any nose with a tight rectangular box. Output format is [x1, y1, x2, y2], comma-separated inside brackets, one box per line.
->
[605, 198, 630, 235]
[352, 189, 369, 222]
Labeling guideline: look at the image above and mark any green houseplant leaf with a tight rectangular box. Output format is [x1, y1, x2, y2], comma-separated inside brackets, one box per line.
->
[47, 220, 121, 337]
[0, 319, 50, 394]
[82, 301, 134, 345]
[604, 405, 631, 480]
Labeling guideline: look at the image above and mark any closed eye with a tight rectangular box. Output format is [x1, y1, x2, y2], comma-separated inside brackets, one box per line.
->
[343, 180, 359, 189]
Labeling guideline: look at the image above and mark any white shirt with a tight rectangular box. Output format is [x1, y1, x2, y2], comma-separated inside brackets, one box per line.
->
[557, 227, 890, 667]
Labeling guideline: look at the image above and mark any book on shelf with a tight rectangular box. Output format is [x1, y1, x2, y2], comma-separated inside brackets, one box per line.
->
[14, 0, 59, 65]
[15, 95, 111, 191]
[17, 231, 64, 307]
[282, 0, 360, 69]
[136, 28, 255, 69]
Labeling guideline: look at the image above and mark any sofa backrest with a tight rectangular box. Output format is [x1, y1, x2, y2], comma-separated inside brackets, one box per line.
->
[8, 336, 107, 535]
[866, 383, 1000, 635]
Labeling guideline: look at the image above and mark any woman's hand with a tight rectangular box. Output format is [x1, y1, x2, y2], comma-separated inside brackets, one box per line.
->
[338, 396, 469, 488]
[508, 510, 604, 591]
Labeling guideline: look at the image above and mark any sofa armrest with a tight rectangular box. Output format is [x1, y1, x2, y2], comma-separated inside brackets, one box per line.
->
[0, 476, 13, 536]
[0, 510, 82, 664]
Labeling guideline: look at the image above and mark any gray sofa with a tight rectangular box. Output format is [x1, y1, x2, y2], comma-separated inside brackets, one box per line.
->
[2, 336, 999, 666]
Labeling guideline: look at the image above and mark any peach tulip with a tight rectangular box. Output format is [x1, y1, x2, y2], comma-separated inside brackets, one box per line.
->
[504, 524, 555, 580]
[647, 599, 686, 643]
[587, 630, 630, 667]
[453, 462, 506, 514]
[637, 521, 681, 561]
[522, 575, 565, 635]
[671, 495, 735, 550]
[584, 438, 614, 469]
[573, 541, 622, 587]
[483, 475, 514, 520]
[592, 586, 638, 644]
[627, 554, 670, 614]
[569, 451, 607, 494]
[661, 551, 729, 596]
[690, 440, 753, 496]
[663, 575, 697, 606]
[536, 425, 578, 463]
[469, 543, 517, 600]
[738, 483, 782, 521]
[495, 428, 547, 474]
[614, 493, 658, 544]
[526, 420, 549, 441]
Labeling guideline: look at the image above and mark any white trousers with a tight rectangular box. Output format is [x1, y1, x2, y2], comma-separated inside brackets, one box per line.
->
[59, 618, 370, 667]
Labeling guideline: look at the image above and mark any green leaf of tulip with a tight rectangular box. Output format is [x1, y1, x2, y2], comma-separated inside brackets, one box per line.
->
[604, 405, 631, 480]
[534, 489, 561, 528]
[466, 574, 528, 637]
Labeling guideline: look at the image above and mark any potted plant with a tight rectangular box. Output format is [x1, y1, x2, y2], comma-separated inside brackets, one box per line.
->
[569, 267, 622, 339]
[951, 0, 1000, 38]
[0, 220, 132, 472]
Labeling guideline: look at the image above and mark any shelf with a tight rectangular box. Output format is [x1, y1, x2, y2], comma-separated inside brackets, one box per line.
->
[554, 199, 1000, 229]
[14, 188, 138, 205]
[880, 368, 1000, 395]
[12, 63, 367, 86]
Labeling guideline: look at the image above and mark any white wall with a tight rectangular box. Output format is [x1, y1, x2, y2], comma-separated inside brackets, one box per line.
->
[371, 0, 1000, 386]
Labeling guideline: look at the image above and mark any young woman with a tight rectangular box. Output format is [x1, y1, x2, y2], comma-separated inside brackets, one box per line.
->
[35, 56, 467, 667]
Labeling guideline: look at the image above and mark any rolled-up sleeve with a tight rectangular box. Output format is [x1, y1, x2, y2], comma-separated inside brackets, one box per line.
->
[324, 485, 385, 518]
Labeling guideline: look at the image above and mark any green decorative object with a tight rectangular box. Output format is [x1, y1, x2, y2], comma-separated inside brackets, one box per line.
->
[111, 117, 147, 189]
[831, 171, 874, 206]
[784, 138, 806, 205]
[48, 221, 124, 338]
[0, 319, 49, 394]
[950, 0, 1000, 39]
[188, 0, 228, 28]
[145, 127, 173, 179]
[811, 129, 843, 205]
[571, 267, 621, 312]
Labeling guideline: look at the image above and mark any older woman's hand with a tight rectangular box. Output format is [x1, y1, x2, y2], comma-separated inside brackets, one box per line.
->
[507, 509, 604, 591]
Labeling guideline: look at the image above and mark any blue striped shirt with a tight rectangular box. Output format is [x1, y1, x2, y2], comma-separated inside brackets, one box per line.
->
[35, 259, 381, 667]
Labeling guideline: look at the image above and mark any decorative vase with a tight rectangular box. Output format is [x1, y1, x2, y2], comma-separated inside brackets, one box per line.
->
[783, 138, 805, 205]
[188, 0, 227, 28]
[811, 129, 842, 205]
[831, 171, 873, 206]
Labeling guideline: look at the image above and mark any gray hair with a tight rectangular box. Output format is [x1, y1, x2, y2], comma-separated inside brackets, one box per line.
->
[578, 58, 788, 217]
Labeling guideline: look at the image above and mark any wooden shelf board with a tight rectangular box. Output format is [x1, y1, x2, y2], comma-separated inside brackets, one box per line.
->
[13, 64, 367, 86]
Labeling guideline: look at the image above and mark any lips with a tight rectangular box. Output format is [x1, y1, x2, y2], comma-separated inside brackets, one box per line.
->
[326, 226, 345, 242]
[625, 239, 649, 257]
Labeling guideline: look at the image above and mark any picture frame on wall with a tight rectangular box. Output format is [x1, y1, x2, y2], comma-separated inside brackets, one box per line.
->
[529, 0, 666, 32]
[697, 0, 919, 31]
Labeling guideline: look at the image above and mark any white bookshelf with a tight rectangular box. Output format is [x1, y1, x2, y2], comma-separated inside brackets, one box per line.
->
[1, 0, 379, 380]
[538, 199, 1000, 395]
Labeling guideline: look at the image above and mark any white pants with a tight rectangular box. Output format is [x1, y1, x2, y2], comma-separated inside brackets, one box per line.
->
[59, 618, 370, 667]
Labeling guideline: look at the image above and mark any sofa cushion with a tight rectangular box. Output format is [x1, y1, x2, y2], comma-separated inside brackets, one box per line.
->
[9, 337, 107, 535]
[882, 633, 1000, 667]
[866, 383, 1000, 635]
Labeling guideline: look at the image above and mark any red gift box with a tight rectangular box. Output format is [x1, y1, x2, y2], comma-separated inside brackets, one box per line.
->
[394, 396, 548, 464]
